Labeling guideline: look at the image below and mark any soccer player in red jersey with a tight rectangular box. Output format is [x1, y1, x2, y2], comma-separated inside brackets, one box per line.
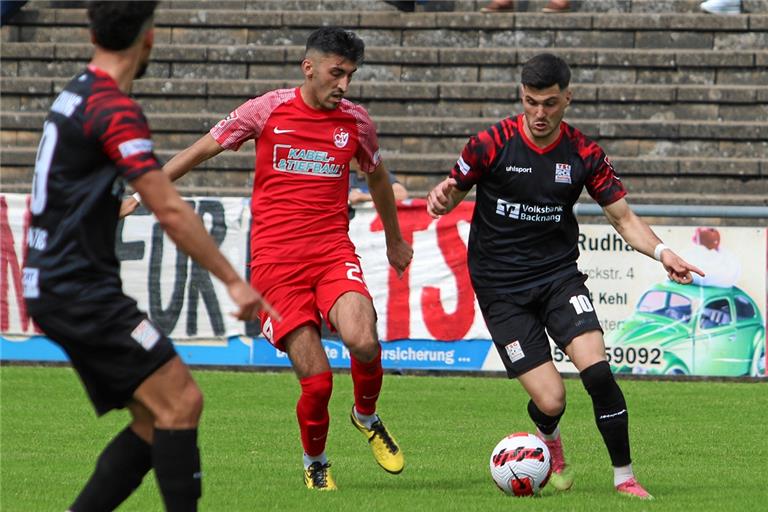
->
[132, 27, 413, 490]
[24, 3, 274, 510]
[427, 54, 704, 500]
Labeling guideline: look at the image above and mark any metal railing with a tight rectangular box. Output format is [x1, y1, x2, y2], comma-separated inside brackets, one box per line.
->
[573, 204, 768, 219]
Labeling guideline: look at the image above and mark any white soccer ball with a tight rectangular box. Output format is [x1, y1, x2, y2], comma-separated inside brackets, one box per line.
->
[489, 432, 552, 496]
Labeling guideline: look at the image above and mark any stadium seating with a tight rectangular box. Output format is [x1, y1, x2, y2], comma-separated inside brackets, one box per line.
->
[2, 0, 766, 203]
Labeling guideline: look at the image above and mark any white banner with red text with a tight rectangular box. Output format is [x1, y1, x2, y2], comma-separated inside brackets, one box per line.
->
[1, 194, 765, 377]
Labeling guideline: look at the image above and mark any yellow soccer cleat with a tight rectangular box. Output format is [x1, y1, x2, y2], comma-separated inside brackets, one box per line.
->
[350, 407, 404, 474]
[304, 461, 337, 491]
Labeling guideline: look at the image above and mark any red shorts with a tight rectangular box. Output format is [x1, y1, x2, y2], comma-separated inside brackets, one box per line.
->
[250, 251, 372, 351]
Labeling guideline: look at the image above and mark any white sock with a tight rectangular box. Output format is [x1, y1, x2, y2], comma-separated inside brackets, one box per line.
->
[536, 425, 560, 441]
[613, 464, 634, 486]
[303, 451, 328, 470]
[353, 406, 379, 429]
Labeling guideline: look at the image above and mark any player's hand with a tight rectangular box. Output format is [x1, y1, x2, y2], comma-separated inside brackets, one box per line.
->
[660, 250, 705, 285]
[387, 237, 413, 278]
[427, 177, 458, 219]
[119, 196, 140, 218]
[227, 280, 281, 322]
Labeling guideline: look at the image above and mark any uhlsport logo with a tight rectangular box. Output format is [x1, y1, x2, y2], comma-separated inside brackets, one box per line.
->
[333, 127, 349, 148]
[555, 163, 572, 184]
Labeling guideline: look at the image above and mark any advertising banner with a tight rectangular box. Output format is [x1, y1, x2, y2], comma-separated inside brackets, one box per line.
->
[1, 193, 765, 377]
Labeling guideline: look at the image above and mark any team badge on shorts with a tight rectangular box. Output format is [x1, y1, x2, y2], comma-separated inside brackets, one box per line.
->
[131, 319, 161, 351]
[555, 163, 572, 184]
[504, 340, 526, 363]
[333, 127, 349, 148]
[262, 317, 274, 343]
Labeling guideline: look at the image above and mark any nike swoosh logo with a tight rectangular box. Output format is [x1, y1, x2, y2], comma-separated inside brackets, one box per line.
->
[362, 394, 379, 400]
[311, 435, 327, 441]
[273, 127, 295, 134]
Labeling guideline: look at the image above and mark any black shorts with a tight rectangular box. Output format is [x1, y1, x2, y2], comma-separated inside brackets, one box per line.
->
[477, 272, 603, 378]
[29, 293, 177, 416]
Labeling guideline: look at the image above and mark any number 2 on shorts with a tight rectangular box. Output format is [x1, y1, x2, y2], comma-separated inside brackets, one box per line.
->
[345, 262, 365, 284]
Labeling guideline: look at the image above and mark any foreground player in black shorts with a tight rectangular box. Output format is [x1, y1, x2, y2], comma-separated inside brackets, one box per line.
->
[427, 53, 703, 500]
[22, 3, 274, 511]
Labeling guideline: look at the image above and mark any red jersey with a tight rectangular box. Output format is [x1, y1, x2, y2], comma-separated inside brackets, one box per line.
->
[210, 87, 381, 264]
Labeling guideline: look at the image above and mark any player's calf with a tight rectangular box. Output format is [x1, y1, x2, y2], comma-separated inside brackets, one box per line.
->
[69, 427, 152, 511]
[153, 428, 202, 512]
[529, 400, 573, 491]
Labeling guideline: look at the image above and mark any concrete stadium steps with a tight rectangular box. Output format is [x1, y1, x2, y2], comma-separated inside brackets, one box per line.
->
[3, 108, 765, 144]
[5, 8, 768, 47]
[43, 1, 757, 15]
[5, 74, 767, 113]
[3, 147, 766, 203]
[2, 2, 767, 202]
[3, 42, 768, 83]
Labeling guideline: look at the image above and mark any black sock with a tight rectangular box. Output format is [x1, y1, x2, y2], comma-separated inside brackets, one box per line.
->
[70, 427, 152, 512]
[526, 399, 565, 435]
[580, 361, 631, 467]
[153, 428, 202, 512]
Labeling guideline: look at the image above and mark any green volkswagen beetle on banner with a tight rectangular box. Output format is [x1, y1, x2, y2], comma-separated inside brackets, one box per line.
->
[606, 281, 765, 377]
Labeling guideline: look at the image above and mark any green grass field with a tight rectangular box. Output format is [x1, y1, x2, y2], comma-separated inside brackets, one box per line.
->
[0, 366, 765, 511]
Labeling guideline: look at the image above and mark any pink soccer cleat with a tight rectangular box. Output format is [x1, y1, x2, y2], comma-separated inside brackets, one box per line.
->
[537, 432, 574, 491]
[616, 477, 654, 500]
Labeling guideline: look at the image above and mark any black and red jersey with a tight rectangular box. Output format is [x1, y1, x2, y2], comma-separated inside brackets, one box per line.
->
[23, 66, 161, 310]
[450, 114, 626, 294]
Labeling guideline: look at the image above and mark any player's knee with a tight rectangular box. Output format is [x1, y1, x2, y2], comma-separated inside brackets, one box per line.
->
[154, 382, 203, 428]
[532, 394, 565, 417]
[344, 330, 379, 362]
[580, 360, 617, 397]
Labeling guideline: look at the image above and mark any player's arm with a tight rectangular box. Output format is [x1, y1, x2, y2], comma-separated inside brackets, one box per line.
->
[428, 130, 489, 219]
[367, 162, 413, 276]
[121, 134, 224, 217]
[602, 198, 704, 284]
[131, 169, 278, 321]
[163, 133, 224, 182]
[426, 177, 469, 219]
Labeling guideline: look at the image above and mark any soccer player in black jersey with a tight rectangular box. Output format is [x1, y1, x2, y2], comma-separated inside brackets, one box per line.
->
[22, 3, 274, 511]
[427, 54, 703, 500]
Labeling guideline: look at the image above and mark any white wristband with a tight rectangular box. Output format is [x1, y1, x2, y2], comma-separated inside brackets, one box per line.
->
[653, 243, 669, 261]
[132, 192, 141, 204]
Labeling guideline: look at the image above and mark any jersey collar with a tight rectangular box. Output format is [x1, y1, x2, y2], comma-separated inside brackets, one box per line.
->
[517, 114, 564, 155]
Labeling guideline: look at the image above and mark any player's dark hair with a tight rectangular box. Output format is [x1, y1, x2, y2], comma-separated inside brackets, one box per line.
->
[87, 1, 158, 51]
[521, 53, 571, 90]
[305, 26, 365, 64]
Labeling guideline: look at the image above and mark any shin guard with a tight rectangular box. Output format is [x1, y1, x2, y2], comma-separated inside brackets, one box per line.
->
[297, 371, 333, 457]
[350, 347, 383, 416]
[580, 361, 631, 467]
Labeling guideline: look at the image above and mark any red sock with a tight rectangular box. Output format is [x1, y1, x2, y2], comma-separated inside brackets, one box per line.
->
[296, 371, 333, 457]
[351, 348, 383, 416]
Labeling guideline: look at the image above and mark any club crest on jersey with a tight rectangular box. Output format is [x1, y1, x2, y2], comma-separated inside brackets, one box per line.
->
[555, 163, 572, 184]
[333, 127, 350, 148]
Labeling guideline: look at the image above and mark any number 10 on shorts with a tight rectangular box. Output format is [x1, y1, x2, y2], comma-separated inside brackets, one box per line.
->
[569, 294, 594, 315]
